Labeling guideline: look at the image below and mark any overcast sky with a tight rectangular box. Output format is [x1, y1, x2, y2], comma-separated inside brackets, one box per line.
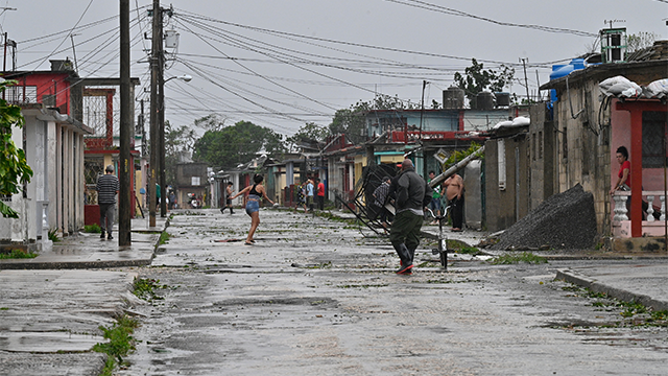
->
[1, 0, 666, 136]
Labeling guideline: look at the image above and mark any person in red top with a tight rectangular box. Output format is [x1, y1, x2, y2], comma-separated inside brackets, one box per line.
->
[316, 178, 325, 210]
[610, 146, 631, 195]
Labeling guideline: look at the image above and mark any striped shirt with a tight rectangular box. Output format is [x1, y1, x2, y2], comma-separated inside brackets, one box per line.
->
[96, 173, 120, 204]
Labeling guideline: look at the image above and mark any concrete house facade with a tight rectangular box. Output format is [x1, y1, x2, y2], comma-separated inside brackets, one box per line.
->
[539, 50, 668, 239]
[1, 60, 93, 245]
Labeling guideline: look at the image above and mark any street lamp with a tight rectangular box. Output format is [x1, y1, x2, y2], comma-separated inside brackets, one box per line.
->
[159, 74, 192, 217]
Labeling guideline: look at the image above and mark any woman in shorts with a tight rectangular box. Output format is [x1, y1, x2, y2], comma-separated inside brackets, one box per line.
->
[230, 174, 276, 245]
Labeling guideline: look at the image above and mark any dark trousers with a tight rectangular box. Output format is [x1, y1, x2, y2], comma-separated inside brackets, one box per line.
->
[317, 195, 324, 210]
[99, 203, 115, 234]
[449, 195, 464, 229]
[389, 210, 423, 264]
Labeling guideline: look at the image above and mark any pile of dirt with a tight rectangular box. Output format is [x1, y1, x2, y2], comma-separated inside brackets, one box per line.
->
[489, 184, 598, 251]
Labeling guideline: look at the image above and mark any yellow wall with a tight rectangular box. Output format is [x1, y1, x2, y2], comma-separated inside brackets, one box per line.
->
[380, 155, 404, 164]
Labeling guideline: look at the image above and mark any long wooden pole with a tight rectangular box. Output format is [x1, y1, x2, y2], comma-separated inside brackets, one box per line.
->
[428, 145, 485, 188]
[119, 0, 131, 245]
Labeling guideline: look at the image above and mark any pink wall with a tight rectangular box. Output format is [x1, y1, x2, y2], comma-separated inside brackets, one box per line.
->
[610, 101, 668, 192]
[14, 73, 71, 115]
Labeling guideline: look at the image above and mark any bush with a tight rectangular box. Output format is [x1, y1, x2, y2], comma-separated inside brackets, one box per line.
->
[84, 223, 102, 233]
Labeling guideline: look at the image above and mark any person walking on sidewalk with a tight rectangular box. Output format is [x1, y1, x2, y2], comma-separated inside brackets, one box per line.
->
[390, 159, 429, 275]
[443, 173, 464, 232]
[316, 178, 325, 210]
[230, 174, 276, 245]
[96, 165, 120, 240]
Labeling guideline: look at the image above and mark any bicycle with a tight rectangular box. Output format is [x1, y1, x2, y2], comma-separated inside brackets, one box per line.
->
[425, 206, 451, 270]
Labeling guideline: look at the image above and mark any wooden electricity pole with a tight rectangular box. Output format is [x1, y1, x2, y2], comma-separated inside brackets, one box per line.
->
[148, 0, 161, 228]
[119, 0, 131, 245]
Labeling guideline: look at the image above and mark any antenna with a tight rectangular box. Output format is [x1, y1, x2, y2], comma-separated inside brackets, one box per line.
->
[604, 19, 626, 29]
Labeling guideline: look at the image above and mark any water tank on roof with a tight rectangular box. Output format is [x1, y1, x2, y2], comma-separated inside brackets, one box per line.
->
[476, 92, 495, 110]
[549, 58, 586, 80]
[443, 87, 465, 109]
[495, 92, 510, 107]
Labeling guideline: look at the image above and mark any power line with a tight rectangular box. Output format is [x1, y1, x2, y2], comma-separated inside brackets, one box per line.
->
[384, 0, 598, 37]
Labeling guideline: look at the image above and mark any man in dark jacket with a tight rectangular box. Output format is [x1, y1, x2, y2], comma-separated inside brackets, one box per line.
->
[390, 159, 428, 275]
[96, 165, 120, 240]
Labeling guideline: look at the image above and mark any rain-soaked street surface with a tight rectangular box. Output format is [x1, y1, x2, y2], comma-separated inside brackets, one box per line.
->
[119, 209, 668, 376]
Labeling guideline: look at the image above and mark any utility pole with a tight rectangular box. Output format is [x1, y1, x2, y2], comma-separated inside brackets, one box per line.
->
[149, 0, 161, 228]
[520, 57, 530, 104]
[119, 0, 131, 245]
[159, 53, 166, 217]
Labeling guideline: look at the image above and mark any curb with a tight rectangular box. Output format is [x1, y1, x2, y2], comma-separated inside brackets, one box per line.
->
[555, 268, 668, 311]
[0, 258, 155, 270]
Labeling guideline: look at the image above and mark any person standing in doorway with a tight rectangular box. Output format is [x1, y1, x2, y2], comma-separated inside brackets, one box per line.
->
[443, 172, 464, 232]
[96, 165, 120, 240]
[390, 159, 428, 275]
[316, 178, 325, 210]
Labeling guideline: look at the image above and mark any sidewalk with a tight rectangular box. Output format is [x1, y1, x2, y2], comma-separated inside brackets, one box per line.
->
[0, 216, 167, 270]
[557, 264, 668, 311]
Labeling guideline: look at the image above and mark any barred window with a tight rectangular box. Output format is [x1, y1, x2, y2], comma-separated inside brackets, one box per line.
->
[642, 111, 668, 168]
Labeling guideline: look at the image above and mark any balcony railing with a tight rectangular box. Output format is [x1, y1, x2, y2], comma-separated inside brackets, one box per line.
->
[612, 190, 668, 237]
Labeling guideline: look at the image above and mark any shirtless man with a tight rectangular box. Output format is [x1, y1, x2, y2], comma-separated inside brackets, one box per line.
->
[443, 173, 464, 232]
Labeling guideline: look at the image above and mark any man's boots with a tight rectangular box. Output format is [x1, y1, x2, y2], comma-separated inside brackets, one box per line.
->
[394, 243, 413, 274]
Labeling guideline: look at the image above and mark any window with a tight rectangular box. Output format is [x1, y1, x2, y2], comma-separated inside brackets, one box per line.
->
[538, 131, 543, 159]
[5, 85, 37, 104]
[642, 111, 668, 168]
[562, 127, 568, 160]
[498, 139, 506, 190]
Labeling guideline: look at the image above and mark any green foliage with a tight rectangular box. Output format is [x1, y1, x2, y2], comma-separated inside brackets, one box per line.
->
[48, 229, 60, 242]
[133, 277, 166, 301]
[84, 223, 102, 233]
[93, 315, 138, 367]
[0, 80, 33, 219]
[489, 252, 547, 265]
[627, 31, 658, 53]
[329, 95, 417, 145]
[159, 231, 170, 245]
[192, 120, 285, 169]
[286, 122, 329, 152]
[444, 142, 483, 166]
[0, 249, 38, 259]
[453, 58, 514, 105]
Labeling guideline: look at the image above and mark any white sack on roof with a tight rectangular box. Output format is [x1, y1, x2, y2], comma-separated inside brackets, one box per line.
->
[492, 120, 512, 130]
[511, 116, 530, 126]
[599, 75, 642, 97]
[644, 78, 668, 99]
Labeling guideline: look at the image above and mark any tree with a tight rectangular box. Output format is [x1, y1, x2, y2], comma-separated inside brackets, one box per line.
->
[453, 58, 514, 105]
[329, 95, 416, 145]
[164, 120, 197, 186]
[0, 81, 33, 218]
[627, 32, 658, 53]
[192, 120, 285, 169]
[286, 122, 329, 152]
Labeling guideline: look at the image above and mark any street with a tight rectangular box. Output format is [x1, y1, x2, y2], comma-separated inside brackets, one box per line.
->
[118, 209, 667, 376]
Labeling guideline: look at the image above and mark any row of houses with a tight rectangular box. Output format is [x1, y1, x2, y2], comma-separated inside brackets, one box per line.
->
[211, 39, 668, 248]
[2, 31, 667, 251]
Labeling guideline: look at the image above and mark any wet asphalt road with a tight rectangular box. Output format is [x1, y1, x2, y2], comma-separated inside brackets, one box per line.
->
[118, 209, 668, 376]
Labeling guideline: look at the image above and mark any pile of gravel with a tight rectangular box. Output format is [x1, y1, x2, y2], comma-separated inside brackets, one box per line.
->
[489, 184, 597, 251]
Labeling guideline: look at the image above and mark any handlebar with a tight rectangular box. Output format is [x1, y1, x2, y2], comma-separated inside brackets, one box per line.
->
[425, 206, 450, 220]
